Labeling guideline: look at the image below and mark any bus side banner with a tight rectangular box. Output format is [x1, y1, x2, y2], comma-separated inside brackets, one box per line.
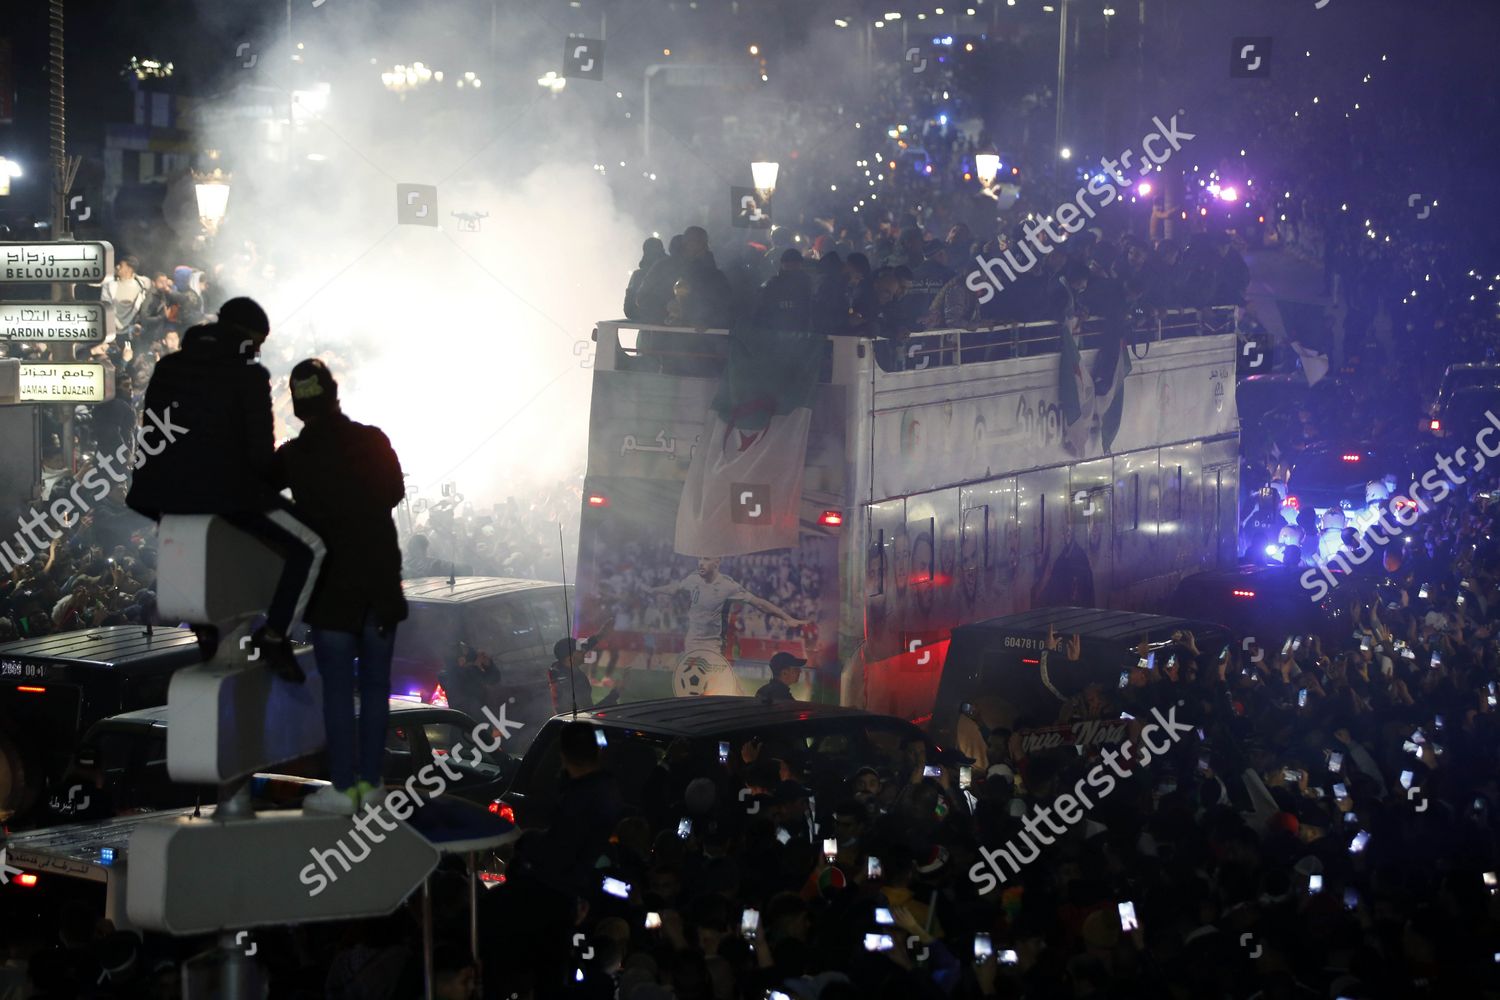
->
[1015, 718, 1131, 755]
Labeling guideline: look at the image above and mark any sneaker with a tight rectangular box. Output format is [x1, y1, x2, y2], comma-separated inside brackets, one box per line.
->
[249, 626, 305, 684]
[356, 781, 389, 812]
[303, 784, 356, 816]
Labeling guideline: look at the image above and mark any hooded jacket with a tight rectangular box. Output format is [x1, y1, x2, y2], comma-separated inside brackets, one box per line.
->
[125, 322, 278, 519]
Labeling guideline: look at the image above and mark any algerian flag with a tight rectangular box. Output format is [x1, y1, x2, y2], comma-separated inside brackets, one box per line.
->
[1277, 299, 1332, 386]
[1058, 318, 1095, 457]
[1093, 335, 1132, 455]
[675, 327, 822, 557]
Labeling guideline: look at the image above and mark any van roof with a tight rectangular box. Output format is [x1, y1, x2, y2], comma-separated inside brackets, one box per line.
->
[91, 697, 449, 731]
[571, 696, 877, 737]
[0, 625, 201, 669]
[402, 576, 566, 603]
[956, 606, 1224, 644]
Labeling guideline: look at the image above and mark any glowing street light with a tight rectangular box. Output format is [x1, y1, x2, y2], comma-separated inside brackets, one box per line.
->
[193, 166, 231, 236]
[0, 157, 20, 197]
[1059, 147, 1073, 160]
[537, 71, 567, 93]
[975, 152, 1001, 196]
[751, 161, 780, 201]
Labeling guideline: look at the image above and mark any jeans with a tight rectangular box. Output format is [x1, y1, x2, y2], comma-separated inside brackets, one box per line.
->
[312, 612, 395, 789]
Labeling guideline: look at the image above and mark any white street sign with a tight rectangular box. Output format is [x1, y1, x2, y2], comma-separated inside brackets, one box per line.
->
[0, 241, 113, 282]
[16, 362, 114, 403]
[0, 302, 110, 343]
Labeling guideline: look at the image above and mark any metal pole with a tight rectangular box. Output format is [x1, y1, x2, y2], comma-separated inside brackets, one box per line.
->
[1054, 0, 1069, 158]
[643, 66, 655, 163]
[422, 876, 435, 999]
[48, 0, 75, 475]
[468, 852, 480, 990]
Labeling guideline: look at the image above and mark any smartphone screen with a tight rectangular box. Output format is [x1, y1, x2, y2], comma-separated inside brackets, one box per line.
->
[863, 933, 893, 952]
[594, 729, 609, 748]
[602, 877, 631, 898]
[740, 909, 760, 938]
[867, 856, 883, 880]
[960, 765, 973, 789]
[1282, 637, 1294, 656]
[1283, 768, 1302, 784]
[973, 933, 993, 962]
[823, 837, 838, 861]
[645, 911, 662, 930]
[1431, 651, 1442, 669]
[1328, 752, 1343, 773]
[1484, 872, 1498, 894]
[922, 764, 941, 778]
[1117, 901, 1139, 933]
[1197, 755, 1210, 774]
[1333, 782, 1348, 799]
[1298, 689, 1308, 707]
[1343, 888, 1359, 910]
[1118, 669, 1130, 689]
[677, 817, 692, 839]
[998, 949, 1019, 965]
[718, 741, 730, 764]
[775, 826, 791, 845]
[1308, 874, 1323, 894]
[1349, 830, 1371, 854]
[875, 907, 894, 925]
[1400, 770, 1414, 789]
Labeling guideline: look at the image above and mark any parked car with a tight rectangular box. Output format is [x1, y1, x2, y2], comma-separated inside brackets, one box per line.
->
[499, 697, 968, 831]
[38, 699, 520, 825]
[394, 577, 573, 751]
[1430, 363, 1500, 440]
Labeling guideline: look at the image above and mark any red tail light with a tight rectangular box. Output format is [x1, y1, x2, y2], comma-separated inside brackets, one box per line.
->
[819, 510, 844, 527]
[1341, 454, 1361, 463]
[16, 873, 37, 887]
[489, 800, 516, 824]
[430, 683, 449, 708]
[1232, 589, 1256, 598]
[587, 494, 610, 508]
[1430, 419, 1441, 431]
[1021, 658, 1040, 665]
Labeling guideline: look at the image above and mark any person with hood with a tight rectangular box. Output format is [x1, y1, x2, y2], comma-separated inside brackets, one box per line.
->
[623, 237, 666, 321]
[165, 265, 204, 336]
[270, 359, 407, 813]
[127, 297, 321, 681]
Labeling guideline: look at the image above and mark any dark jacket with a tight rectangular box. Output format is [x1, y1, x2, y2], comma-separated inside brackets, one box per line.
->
[754, 678, 797, 702]
[126, 323, 278, 519]
[270, 411, 408, 630]
[754, 270, 813, 333]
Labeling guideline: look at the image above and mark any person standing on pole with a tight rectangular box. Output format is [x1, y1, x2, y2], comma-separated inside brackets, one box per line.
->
[271, 359, 408, 815]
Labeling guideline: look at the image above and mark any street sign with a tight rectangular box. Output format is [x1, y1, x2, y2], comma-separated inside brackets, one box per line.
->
[0, 241, 113, 283]
[16, 362, 114, 403]
[127, 811, 442, 933]
[0, 302, 110, 343]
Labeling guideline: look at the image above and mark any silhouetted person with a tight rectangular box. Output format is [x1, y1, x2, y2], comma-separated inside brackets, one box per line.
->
[126, 296, 318, 681]
[271, 359, 406, 814]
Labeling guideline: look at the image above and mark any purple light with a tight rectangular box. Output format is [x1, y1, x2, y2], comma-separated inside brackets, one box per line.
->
[1219, 186, 1239, 202]
[1137, 181, 1152, 196]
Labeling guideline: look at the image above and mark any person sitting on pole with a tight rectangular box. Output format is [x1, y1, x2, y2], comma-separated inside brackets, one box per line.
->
[126, 297, 319, 681]
[272, 359, 407, 814]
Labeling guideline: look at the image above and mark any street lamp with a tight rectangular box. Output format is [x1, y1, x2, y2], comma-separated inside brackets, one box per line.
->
[751, 161, 779, 201]
[975, 152, 1000, 192]
[0, 157, 20, 197]
[194, 167, 231, 236]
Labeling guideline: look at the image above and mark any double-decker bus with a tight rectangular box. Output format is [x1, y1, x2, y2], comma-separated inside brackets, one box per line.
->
[570, 308, 1239, 727]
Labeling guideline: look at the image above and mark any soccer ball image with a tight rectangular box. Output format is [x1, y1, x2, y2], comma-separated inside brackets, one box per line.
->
[674, 650, 737, 697]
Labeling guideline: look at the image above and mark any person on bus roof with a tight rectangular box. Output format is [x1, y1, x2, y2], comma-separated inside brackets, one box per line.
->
[755, 651, 806, 703]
